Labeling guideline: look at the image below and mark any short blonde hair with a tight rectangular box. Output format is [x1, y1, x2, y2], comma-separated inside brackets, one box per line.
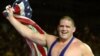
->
[59, 16, 75, 27]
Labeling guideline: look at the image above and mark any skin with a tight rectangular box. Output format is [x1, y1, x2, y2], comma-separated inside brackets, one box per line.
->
[5, 5, 94, 56]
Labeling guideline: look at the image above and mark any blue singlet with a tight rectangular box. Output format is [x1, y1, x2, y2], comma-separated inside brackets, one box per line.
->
[48, 37, 74, 56]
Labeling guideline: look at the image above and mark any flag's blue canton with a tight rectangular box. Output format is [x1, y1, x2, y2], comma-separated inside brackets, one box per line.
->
[13, 0, 32, 18]
[24, 0, 32, 18]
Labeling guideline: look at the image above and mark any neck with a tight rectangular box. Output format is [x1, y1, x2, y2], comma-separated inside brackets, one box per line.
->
[59, 36, 73, 43]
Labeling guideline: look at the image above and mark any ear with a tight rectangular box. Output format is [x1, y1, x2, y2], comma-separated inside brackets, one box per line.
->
[73, 27, 76, 33]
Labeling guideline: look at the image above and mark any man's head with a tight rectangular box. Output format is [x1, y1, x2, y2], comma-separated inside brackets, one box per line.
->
[57, 16, 76, 40]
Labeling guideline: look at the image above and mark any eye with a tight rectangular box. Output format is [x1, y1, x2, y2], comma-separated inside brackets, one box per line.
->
[59, 25, 64, 27]
[66, 25, 70, 28]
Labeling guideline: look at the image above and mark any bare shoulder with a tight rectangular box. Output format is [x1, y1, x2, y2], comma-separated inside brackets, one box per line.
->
[46, 34, 57, 48]
[80, 43, 94, 56]
[75, 38, 94, 56]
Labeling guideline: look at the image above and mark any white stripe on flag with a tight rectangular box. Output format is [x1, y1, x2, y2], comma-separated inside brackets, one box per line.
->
[18, 2, 25, 16]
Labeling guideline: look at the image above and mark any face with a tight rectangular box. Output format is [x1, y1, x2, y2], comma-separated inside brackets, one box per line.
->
[58, 18, 76, 40]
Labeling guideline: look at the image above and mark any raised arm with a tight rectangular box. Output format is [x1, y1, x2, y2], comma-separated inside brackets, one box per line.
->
[5, 5, 47, 46]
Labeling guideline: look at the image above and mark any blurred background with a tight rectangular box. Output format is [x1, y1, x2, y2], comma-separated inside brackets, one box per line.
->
[0, 0, 100, 56]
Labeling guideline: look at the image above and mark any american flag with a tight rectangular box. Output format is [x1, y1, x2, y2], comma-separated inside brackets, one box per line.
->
[13, 0, 32, 18]
[3, 0, 47, 56]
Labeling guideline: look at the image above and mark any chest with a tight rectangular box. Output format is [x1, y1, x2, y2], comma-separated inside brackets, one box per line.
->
[51, 43, 82, 56]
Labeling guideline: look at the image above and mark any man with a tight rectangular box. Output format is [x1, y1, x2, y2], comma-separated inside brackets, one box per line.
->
[5, 5, 94, 56]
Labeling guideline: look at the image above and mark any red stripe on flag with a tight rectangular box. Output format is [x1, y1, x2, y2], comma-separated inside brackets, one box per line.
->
[15, 17, 47, 56]
[14, 4, 20, 14]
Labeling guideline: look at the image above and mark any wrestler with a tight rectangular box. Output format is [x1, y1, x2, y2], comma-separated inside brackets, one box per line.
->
[5, 5, 94, 56]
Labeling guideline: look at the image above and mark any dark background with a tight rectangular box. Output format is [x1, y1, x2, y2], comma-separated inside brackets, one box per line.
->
[0, 0, 100, 56]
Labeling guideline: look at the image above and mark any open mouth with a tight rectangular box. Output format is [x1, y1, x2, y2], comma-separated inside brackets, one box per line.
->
[61, 31, 68, 34]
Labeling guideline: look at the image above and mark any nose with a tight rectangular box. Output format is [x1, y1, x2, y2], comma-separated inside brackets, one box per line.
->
[62, 26, 67, 30]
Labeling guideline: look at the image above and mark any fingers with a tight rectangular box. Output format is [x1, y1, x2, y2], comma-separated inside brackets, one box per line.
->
[5, 5, 14, 16]
[5, 5, 13, 13]
[6, 5, 11, 10]
[2, 5, 11, 17]
[3, 5, 11, 13]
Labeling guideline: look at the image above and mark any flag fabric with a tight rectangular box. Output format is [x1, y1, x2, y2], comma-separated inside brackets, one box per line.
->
[13, 0, 32, 19]
[3, 0, 47, 56]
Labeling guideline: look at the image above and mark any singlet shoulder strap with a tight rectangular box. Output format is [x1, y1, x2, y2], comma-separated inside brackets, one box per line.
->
[59, 37, 75, 56]
[48, 39, 58, 56]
